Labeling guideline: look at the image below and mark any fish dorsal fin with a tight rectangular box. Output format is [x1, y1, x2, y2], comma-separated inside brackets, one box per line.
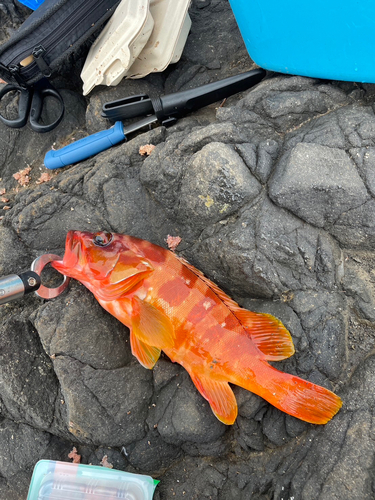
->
[177, 257, 294, 361]
[234, 309, 295, 361]
[177, 256, 240, 310]
[131, 296, 175, 349]
[130, 331, 161, 369]
[190, 373, 238, 425]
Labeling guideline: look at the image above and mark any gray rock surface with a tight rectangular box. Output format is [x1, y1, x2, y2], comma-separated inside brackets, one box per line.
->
[0, 0, 375, 498]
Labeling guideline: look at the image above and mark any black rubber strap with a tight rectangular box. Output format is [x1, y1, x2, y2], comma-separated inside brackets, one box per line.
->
[18, 270, 41, 294]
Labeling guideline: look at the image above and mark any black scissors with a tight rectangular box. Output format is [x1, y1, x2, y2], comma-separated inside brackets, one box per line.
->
[0, 78, 64, 133]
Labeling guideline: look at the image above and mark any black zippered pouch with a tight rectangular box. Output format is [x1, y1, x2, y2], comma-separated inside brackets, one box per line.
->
[0, 0, 120, 87]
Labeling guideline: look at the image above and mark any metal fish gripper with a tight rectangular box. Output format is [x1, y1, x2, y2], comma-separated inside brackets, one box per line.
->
[0, 253, 70, 305]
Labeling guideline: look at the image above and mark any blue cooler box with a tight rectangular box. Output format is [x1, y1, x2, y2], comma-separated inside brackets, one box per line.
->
[229, 0, 375, 82]
[17, 0, 45, 9]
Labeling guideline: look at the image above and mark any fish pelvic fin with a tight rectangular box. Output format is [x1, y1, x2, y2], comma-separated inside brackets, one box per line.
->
[131, 296, 175, 349]
[130, 331, 161, 369]
[190, 373, 238, 425]
[234, 310, 295, 361]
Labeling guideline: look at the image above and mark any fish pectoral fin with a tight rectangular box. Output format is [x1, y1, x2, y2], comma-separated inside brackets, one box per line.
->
[130, 331, 161, 369]
[100, 270, 153, 300]
[191, 374, 238, 425]
[234, 309, 295, 361]
[131, 296, 175, 349]
[96, 256, 154, 300]
[95, 270, 152, 301]
[109, 256, 153, 285]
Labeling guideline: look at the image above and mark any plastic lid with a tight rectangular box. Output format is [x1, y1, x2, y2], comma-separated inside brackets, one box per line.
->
[26, 460, 159, 500]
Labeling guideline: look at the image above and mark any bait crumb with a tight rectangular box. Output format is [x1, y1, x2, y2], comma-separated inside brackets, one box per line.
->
[0, 188, 5, 195]
[1, 197, 9, 203]
[166, 235, 182, 251]
[36, 172, 53, 184]
[100, 455, 113, 468]
[3, 206, 10, 210]
[68, 447, 81, 464]
[13, 166, 31, 186]
[139, 144, 156, 156]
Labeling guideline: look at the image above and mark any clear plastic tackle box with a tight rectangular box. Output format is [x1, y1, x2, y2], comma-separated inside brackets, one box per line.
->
[26, 460, 159, 500]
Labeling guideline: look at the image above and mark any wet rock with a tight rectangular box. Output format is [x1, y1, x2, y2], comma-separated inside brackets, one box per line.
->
[341, 259, 375, 322]
[0, 90, 86, 188]
[0, 418, 75, 498]
[178, 142, 261, 231]
[8, 183, 110, 250]
[0, 313, 58, 430]
[269, 142, 369, 228]
[53, 357, 153, 446]
[235, 139, 280, 184]
[0, 226, 31, 274]
[31, 283, 132, 370]
[236, 416, 264, 451]
[156, 456, 227, 499]
[126, 428, 181, 473]
[290, 290, 347, 380]
[350, 146, 375, 196]
[157, 373, 226, 446]
[236, 76, 353, 132]
[330, 199, 375, 249]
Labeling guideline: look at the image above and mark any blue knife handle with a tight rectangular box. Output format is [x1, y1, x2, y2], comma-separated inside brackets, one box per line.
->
[44, 121, 125, 169]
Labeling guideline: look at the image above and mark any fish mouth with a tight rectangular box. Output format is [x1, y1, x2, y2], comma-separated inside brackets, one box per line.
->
[51, 231, 83, 276]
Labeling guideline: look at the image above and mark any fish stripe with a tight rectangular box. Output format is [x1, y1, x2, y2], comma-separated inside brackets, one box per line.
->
[180, 264, 199, 288]
[187, 299, 216, 324]
[141, 240, 167, 263]
[158, 276, 191, 307]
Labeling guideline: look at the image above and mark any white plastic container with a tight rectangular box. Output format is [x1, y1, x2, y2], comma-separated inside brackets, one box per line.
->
[81, 0, 154, 95]
[126, 0, 191, 79]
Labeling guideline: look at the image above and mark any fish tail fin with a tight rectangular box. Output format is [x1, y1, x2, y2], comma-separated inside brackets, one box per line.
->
[275, 375, 342, 424]
[241, 363, 342, 424]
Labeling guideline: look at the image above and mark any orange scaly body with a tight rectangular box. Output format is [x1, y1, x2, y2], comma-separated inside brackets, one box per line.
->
[53, 231, 342, 425]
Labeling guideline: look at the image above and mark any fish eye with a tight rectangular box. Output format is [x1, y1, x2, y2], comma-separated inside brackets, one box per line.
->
[93, 232, 113, 247]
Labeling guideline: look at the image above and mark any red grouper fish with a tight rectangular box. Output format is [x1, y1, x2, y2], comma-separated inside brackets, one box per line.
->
[52, 231, 342, 425]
